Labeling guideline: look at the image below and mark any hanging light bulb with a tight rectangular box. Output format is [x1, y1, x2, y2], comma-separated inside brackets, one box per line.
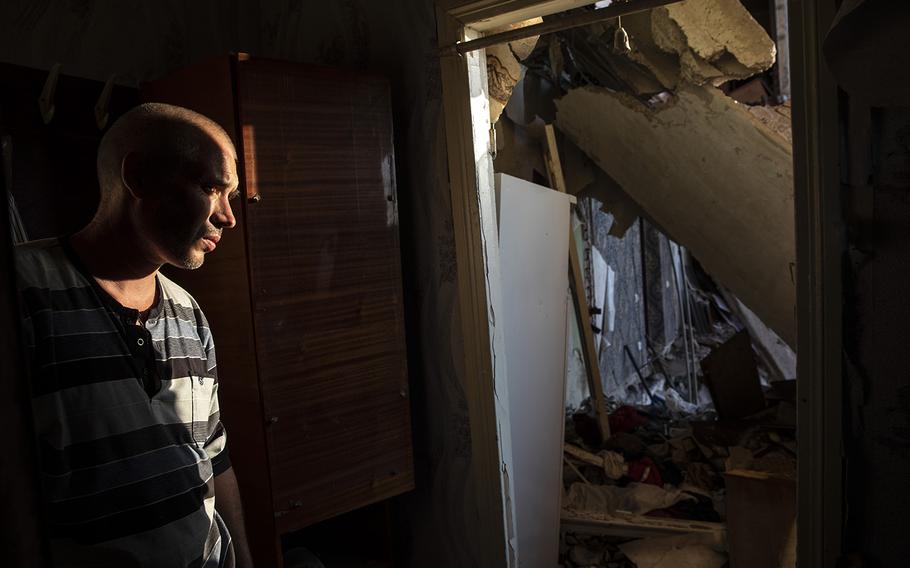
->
[613, 15, 631, 54]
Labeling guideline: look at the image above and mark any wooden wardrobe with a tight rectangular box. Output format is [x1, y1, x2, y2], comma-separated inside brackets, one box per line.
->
[142, 54, 413, 567]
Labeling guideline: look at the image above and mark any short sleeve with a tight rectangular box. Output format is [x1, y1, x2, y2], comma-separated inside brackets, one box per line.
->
[199, 313, 231, 475]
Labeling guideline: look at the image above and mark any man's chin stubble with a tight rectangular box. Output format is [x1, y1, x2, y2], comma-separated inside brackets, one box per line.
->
[181, 256, 205, 270]
[171, 249, 205, 270]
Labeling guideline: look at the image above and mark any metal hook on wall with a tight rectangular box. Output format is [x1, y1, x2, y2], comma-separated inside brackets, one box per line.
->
[39, 63, 62, 125]
[95, 74, 116, 130]
[613, 15, 631, 54]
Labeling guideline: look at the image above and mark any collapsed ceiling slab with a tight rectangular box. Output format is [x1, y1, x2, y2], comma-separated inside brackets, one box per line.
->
[651, 0, 776, 85]
[489, 0, 796, 346]
[555, 84, 795, 347]
[495, 1, 795, 343]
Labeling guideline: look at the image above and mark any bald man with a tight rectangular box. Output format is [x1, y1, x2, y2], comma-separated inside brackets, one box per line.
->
[14, 103, 253, 567]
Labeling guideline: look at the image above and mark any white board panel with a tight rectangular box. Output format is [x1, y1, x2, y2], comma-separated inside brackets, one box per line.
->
[496, 173, 573, 568]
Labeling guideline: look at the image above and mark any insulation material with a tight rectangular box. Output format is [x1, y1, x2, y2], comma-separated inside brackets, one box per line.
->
[651, 0, 777, 86]
[556, 84, 796, 347]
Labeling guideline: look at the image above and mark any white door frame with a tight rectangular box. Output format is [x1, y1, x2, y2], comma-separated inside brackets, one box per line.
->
[436, 2, 597, 565]
[436, 1, 845, 566]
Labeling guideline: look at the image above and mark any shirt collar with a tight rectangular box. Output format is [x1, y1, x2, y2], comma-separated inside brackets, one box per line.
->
[58, 235, 163, 322]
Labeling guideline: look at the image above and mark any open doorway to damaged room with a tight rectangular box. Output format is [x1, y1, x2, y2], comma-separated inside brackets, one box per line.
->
[437, 0, 804, 566]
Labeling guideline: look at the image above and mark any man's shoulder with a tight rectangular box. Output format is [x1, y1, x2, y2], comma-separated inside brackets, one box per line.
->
[157, 271, 206, 316]
[156, 272, 215, 352]
[14, 238, 80, 290]
[14, 237, 63, 262]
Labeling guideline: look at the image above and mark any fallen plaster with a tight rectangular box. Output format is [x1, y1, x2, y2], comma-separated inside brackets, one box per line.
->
[622, 12, 681, 91]
[486, 18, 541, 124]
[651, 0, 776, 86]
[555, 85, 796, 347]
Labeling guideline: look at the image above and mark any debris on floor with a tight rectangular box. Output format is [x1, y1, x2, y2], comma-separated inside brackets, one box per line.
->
[618, 533, 727, 568]
[560, 533, 636, 568]
[561, 324, 796, 567]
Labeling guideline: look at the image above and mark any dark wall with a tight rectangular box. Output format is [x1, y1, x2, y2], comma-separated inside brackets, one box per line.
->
[825, 4, 910, 564]
[845, 106, 910, 566]
[1, 64, 138, 240]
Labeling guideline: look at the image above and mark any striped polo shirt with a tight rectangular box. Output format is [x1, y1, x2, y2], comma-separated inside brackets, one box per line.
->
[15, 237, 233, 567]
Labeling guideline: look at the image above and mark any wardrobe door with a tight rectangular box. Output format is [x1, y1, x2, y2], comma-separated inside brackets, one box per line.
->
[236, 57, 413, 531]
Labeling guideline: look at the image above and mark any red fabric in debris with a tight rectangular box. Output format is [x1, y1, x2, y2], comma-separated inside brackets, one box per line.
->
[627, 457, 663, 486]
[608, 406, 649, 434]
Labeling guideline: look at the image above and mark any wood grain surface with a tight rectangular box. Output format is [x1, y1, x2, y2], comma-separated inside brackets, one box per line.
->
[237, 58, 413, 533]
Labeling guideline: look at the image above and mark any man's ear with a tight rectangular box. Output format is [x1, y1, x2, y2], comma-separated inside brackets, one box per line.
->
[121, 151, 147, 200]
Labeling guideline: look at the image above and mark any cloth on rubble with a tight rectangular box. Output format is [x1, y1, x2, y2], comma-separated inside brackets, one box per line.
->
[647, 492, 723, 523]
[600, 450, 627, 479]
[605, 431, 648, 456]
[619, 534, 727, 568]
[662, 387, 700, 418]
[627, 456, 663, 486]
[609, 406, 649, 434]
[564, 482, 696, 516]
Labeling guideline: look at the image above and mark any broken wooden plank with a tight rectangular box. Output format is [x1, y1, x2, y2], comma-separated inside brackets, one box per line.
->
[564, 443, 604, 468]
[544, 123, 611, 442]
[564, 443, 627, 480]
[561, 510, 727, 540]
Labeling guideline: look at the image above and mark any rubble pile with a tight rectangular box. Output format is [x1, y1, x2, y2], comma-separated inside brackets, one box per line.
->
[560, 533, 635, 568]
[560, 368, 796, 567]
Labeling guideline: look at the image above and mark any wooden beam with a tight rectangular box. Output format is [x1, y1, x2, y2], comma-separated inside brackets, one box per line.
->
[445, 0, 597, 31]
[564, 443, 603, 468]
[543, 124, 611, 442]
[441, 0, 684, 55]
[561, 511, 727, 539]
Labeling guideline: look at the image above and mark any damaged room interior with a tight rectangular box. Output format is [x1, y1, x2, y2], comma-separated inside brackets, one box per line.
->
[1, 1, 908, 567]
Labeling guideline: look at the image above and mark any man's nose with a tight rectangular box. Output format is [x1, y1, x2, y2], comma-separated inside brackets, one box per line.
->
[212, 194, 237, 229]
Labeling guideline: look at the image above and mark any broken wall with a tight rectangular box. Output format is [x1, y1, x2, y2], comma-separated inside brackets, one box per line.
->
[0, 1, 474, 566]
[552, 0, 795, 347]
[588, 206, 649, 398]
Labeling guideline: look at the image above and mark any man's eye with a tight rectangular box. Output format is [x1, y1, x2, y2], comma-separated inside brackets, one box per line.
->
[201, 186, 217, 195]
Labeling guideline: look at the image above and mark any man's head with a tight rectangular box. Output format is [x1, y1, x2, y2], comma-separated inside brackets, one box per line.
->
[96, 102, 239, 270]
